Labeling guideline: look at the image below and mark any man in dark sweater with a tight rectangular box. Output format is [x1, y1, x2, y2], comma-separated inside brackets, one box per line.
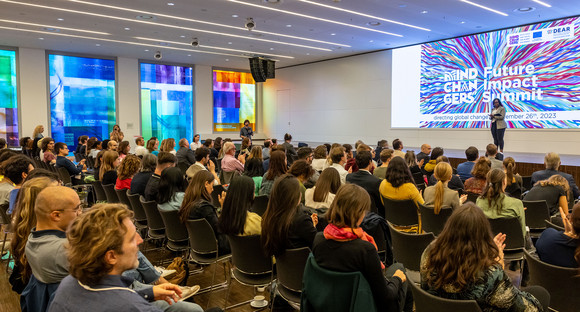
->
[176, 139, 196, 168]
[55, 142, 85, 184]
[346, 151, 383, 215]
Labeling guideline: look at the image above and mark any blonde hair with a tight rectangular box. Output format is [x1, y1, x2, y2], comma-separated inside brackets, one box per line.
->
[433, 162, 452, 214]
[248, 145, 262, 161]
[545, 152, 560, 170]
[160, 138, 176, 153]
[117, 154, 141, 180]
[539, 175, 570, 200]
[67, 204, 133, 285]
[10, 177, 58, 282]
[32, 125, 43, 138]
[100, 151, 119, 181]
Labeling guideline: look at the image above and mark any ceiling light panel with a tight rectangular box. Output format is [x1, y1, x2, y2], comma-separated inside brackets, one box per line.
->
[459, 0, 509, 16]
[531, 0, 551, 8]
[0, 19, 111, 35]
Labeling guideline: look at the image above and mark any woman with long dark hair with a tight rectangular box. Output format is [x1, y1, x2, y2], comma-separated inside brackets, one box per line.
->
[99, 151, 119, 185]
[261, 174, 317, 257]
[379, 156, 423, 208]
[179, 170, 229, 254]
[218, 176, 262, 236]
[243, 156, 264, 196]
[305, 167, 341, 210]
[503, 157, 523, 198]
[421, 202, 547, 311]
[157, 167, 187, 211]
[259, 150, 287, 196]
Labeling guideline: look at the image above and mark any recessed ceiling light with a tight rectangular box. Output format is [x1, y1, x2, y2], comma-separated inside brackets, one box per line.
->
[232, 14, 239, 17]
[187, 54, 191, 56]
[136, 15, 156, 20]
[269, 47, 274, 50]
[366, 21, 381, 27]
[167, 2, 175, 6]
[180, 35, 185, 38]
[306, 53, 310, 55]
[144, 49, 149, 51]
[38, 37, 44, 40]
[286, 24, 292, 27]
[57, 18, 64, 21]
[330, 33, 336, 36]
[95, 43, 100, 46]
[460, 21, 466, 24]
[225, 58, 230, 61]
[459, 0, 508, 16]
[369, 40, 374, 42]
[124, 27, 131, 30]
[228, 41, 232, 44]
[514, 7, 536, 13]
[421, 10, 428, 14]
[531, 0, 551, 8]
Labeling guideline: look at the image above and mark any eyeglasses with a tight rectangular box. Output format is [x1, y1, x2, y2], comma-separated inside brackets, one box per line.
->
[56, 203, 83, 214]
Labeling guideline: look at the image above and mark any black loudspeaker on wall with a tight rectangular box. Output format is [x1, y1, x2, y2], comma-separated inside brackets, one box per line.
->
[249, 57, 275, 82]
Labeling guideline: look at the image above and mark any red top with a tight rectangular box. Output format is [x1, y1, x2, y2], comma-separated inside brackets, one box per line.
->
[115, 178, 132, 190]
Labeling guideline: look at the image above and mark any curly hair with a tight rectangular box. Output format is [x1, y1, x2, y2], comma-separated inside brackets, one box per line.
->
[117, 154, 141, 180]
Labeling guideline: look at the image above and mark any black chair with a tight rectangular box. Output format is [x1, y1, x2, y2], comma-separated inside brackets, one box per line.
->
[139, 198, 166, 241]
[524, 249, 580, 312]
[465, 191, 479, 203]
[185, 219, 230, 305]
[380, 196, 419, 229]
[158, 209, 189, 253]
[177, 162, 189, 176]
[57, 167, 73, 186]
[544, 219, 564, 231]
[487, 217, 525, 264]
[220, 170, 240, 185]
[272, 247, 310, 309]
[522, 200, 549, 238]
[419, 204, 453, 236]
[102, 183, 120, 203]
[210, 184, 225, 208]
[412, 172, 425, 186]
[115, 188, 132, 209]
[91, 181, 107, 202]
[521, 175, 532, 191]
[409, 278, 482, 312]
[127, 192, 148, 232]
[250, 195, 269, 216]
[387, 221, 435, 283]
[225, 235, 274, 309]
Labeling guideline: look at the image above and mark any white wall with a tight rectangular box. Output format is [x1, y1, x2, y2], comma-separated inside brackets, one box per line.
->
[19, 48, 48, 138]
[262, 50, 580, 155]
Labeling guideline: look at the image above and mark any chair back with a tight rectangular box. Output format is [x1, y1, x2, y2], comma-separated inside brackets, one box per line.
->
[487, 217, 524, 252]
[251, 195, 269, 216]
[521, 175, 532, 191]
[0, 203, 10, 226]
[140, 198, 165, 231]
[465, 191, 479, 203]
[544, 219, 564, 231]
[409, 279, 482, 312]
[91, 181, 107, 202]
[221, 170, 240, 185]
[115, 188, 132, 209]
[127, 192, 148, 222]
[522, 200, 550, 230]
[177, 162, 189, 176]
[102, 183, 120, 203]
[227, 235, 272, 275]
[419, 204, 453, 236]
[380, 196, 419, 226]
[210, 184, 225, 208]
[57, 167, 73, 186]
[186, 219, 218, 254]
[524, 249, 580, 312]
[158, 209, 189, 243]
[387, 222, 435, 271]
[300, 254, 377, 312]
[412, 172, 425, 185]
[276, 247, 310, 293]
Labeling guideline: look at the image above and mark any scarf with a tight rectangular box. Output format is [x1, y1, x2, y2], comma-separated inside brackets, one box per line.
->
[324, 224, 385, 269]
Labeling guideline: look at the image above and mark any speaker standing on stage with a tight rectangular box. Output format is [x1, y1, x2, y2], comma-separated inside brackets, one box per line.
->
[489, 98, 506, 153]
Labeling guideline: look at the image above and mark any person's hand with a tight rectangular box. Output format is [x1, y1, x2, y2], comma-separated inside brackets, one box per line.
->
[459, 194, 468, 204]
[218, 191, 226, 207]
[560, 206, 575, 236]
[152, 283, 181, 305]
[347, 167, 353, 174]
[418, 158, 425, 167]
[493, 232, 506, 268]
[208, 159, 216, 173]
[311, 213, 318, 227]
[393, 269, 407, 283]
[238, 153, 246, 164]
[80, 159, 86, 164]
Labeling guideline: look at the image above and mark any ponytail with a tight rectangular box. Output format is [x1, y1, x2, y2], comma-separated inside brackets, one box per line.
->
[503, 157, 516, 186]
[434, 180, 445, 214]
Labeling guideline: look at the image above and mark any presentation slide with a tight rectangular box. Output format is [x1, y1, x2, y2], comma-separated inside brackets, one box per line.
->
[392, 17, 580, 129]
[140, 63, 193, 143]
[49, 54, 116, 150]
[0, 49, 18, 146]
[213, 70, 256, 132]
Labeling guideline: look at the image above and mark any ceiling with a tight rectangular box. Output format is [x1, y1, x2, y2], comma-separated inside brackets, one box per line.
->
[0, 0, 578, 70]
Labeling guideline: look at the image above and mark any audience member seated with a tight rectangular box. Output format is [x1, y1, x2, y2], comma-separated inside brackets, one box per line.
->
[524, 174, 569, 216]
[262, 174, 318, 258]
[311, 145, 328, 172]
[21, 186, 82, 312]
[486, 143, 503, 170]
[0, 155, 34, 205]
[186, 147, 220, 185]
[179, 170, 230, 255]
[108, 140, 119, 152]
[118, 141, 131, 160]
[328, 146, 348, 184]
[503, 157, 523, 198]
[536, 205, 579, 268]
[220, 142, 245, 175]
[101, 139, 110, 152]
[464, 157, 491, 194]
[282, 133, 297, 165]
[343, 144, 355, 171]
[8, 169, 59, 215]
[75, 135, 89, 159]
[379, 156, 424, 213]
[115, 154, 141, 190]
[424, 162, 467, 212]
[88, 140, 102, 159]
[298, 146, 319, 188]
[476, 169, 527, 238]
[160, 138, 176, 155]
[218, 176, 262, 236]
[203, 138, 219, 160]
[427, 156, 464, 190]
[405, 150, 423, 176]
[373, 139, 389, 163]
[134, 137, 147, 157]
[243, 156, 264, 196]
[373, 149, 393, 179]
[289, 160, 315, 203]
[41, 137, 56, 164]
[392, 139, 405, 159]
[423, 147, 443, 177]
[261, 140, 271, 160]
[236, 137, 251, 158]
[347, 150, 384, 215]
[416, 144, 431, 168]
[531, 152, 580, 199]
[456, 146, 479, 181]
[146, 137, 159, 156]
[144, 152, 177, 201]
[157, 167, 187, 212]
[93, 150, 105, 179]
[8, 177, 58, 294]
[313, 184, 412, 312]
[190, 134, 202, 151]
[420, 203, 548, 311]
[130, 154, 157, 197]
[305, 167, 340, 211]
[55, 142, 86, 184]
[262, 144, 284, 173]
[100, 151, 120, 186]
[259, 150, 287, 196]
[49, 204, 205, 312]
